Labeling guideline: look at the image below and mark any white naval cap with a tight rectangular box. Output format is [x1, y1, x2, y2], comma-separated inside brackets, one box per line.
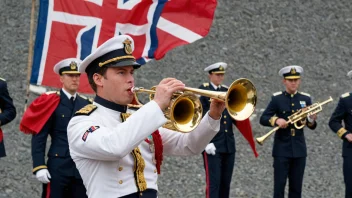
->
[79, 35, 140, 78]
[53, 58, 82, 75]
[347, 70, 352, 79]
[204, 62, 227, 74]
[278, 65, 303, 79]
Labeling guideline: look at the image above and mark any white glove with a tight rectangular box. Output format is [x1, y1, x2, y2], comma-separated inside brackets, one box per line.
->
[36, 169, 51, 184]
[205, 143, 216, 155]
[307, 115, 314, 123]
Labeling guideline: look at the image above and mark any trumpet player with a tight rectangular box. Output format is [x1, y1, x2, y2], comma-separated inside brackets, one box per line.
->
[67, 35, 226, 198]
[328, 71, 352, 198]
[199, 62, 236, 198]
[259, 65, 317, 198]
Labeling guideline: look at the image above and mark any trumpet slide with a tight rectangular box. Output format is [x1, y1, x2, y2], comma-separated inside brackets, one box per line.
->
[256, 96, 333, 145]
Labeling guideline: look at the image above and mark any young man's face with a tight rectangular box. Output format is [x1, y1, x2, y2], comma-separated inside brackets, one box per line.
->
[60, 74, 81, 94]
[283, 78, 301, 94]
[98, 66, 135, 105]
[208, 73, 225, 86]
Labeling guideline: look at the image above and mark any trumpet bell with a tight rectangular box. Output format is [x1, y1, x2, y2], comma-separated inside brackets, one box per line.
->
[226, 78, 257, 121]
[165, 92, 202, 133]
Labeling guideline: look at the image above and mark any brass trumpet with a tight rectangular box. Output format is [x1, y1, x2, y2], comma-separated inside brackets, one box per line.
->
[256, 96, 333, 145]
[132, 87, 203, 133]
[132, 78, 257, 133]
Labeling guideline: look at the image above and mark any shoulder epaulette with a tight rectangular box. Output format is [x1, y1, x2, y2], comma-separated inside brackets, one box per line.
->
[203, 83, 209, 87]
[0, 78, 6, 82]
[78, 94, 88, 100]
[300, 92, 311, 97]
[341, 92, 350, 98]
[273, 91, 282, 96]
[75, 104, 97, 116]
[78, 94, 94, 103]
[45, 91, 60, 95]
[221, 84, 229, 89]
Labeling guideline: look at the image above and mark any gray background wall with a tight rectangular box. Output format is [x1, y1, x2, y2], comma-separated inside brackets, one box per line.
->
[0, 0, 351, 197]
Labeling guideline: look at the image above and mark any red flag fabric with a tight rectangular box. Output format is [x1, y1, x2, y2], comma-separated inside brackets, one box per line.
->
[31, 0, 217, 94]
[236, 118, 259, 157]
[20, 92, 60, 135]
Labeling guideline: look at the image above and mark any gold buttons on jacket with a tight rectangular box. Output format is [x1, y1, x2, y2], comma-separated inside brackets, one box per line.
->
[292, 103, 294, 106]
[292, 110, 294, 113]
[154, 169, 157, 173]
[225, 130, 228, 132]
[55, 154, 58, 157]
[224, 121, 227, 124]
[118, 167, 123, 171]
[119, 180, 123, 184]
[224, 115, 227, 118]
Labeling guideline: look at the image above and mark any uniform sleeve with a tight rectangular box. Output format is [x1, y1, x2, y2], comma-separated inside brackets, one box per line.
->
[31, 115, 52, 173]
[160, 111, 220, 156]
[68, 101, 167, 161]
[306, 97, 317, 130]
[0, 81, 16, 126]
[329, 98, 350, 139]
[260, 96, 278, 127]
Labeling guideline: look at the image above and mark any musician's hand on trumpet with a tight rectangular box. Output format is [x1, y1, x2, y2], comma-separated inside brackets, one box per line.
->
[275, 118, 288, 129]
[154, 78, 185, 110]
[307, 113, 317, 123]
[209, 99, 225, 120]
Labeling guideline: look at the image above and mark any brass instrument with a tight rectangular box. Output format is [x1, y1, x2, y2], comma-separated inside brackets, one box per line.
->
[256, 96, 333, 145]
[132, 78, 257, 133]
[132, 87, 202, 133]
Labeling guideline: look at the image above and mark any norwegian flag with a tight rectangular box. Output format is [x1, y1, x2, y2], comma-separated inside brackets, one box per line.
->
[30, 0, 217, 93]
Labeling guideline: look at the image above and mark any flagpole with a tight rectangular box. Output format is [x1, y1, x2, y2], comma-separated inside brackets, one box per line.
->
[24, 0, 37, 111]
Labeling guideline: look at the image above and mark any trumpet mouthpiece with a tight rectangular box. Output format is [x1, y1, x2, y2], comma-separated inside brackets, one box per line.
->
[131, 87, 139, 93]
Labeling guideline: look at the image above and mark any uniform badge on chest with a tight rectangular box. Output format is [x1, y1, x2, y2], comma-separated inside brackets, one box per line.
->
[300, 101, 306, 108]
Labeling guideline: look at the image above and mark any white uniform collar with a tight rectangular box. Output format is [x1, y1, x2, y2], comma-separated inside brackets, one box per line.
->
[210, 82, 221, 90]
[62, 88, 77, 100]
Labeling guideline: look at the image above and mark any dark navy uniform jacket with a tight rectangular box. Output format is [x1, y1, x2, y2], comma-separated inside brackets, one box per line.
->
[329, 92, 352, 157]
[32, 89, 91, 177]
[260, 91, 317, 158]
[199, 82, 236, 153]
[0, 78, 16, 157]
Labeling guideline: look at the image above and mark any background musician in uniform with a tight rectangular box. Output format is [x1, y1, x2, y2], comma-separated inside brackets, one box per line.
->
[20, 58, 90, 198]
[67, 35, 226, 198]
[328, 70, 352, 198]
[0, 78, 16, 158]
[259, 65, 317, 198]
[198, 62, 236, 198]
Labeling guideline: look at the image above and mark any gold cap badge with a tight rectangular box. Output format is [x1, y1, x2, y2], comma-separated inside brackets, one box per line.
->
[219, 66, 224, 71]
[290, 68, 296, 74]
[123, 39, 133, 55]
[70, 61, 77, 70]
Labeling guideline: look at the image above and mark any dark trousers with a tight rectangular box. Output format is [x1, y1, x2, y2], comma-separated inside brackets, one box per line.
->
[273, 157, 306, 198]
[343, 156, 352, 198]
[41, 174, 87, 198]
[203, 151, 235, 198]
[0, 139, 6, 158]
[120, 189, 157, 198]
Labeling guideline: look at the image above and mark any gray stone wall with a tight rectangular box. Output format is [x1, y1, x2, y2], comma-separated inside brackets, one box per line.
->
[1, 0, 351, 197]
